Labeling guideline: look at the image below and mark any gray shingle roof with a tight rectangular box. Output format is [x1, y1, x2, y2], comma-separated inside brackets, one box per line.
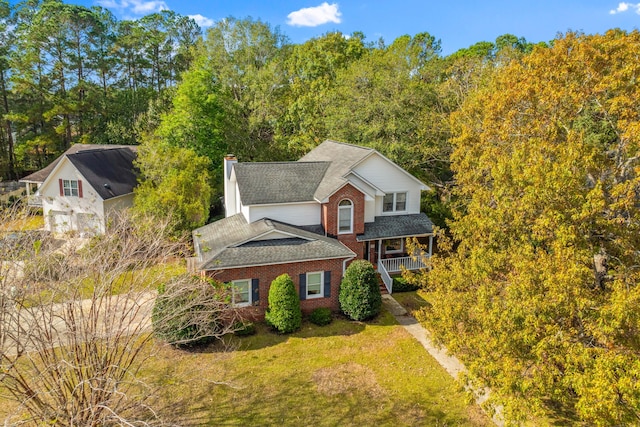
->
[357, 213, 434, 241]
[299, 140, 374, 201]
[193, 214, 355, 270]
[20, 144, 136, 184]
[234, 161, 329, 205]
[66, 148, 138, 199]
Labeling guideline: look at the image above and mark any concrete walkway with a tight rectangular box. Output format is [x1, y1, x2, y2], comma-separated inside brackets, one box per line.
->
[382, 294, 504, 427]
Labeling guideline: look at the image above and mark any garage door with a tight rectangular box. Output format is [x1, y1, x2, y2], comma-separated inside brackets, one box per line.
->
[76, 213, 102, 235]
[49, 210, 71, 233]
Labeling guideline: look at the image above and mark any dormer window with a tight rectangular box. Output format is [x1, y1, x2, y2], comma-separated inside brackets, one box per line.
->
[338, 199, 353, 234]
[383, 192, 407, 212]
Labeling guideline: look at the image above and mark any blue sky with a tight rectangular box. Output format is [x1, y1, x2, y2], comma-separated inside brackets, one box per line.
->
[81, 1, 639, 54]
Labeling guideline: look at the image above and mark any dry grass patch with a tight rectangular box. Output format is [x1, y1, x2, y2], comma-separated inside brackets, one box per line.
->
[313, 362, 383, 398]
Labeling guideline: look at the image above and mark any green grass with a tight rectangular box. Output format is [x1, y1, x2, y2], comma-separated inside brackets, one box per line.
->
[20, 261, 187, 308]
[392, 289, 433, 315]
[0, 214, 43, 231]
[141, 310, 490, 426]
[0, 309, 490, 425]
[0, 279, 490, 425]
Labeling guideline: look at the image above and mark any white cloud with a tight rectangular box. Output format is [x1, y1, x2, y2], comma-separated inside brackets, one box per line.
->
[97, 0, 169, 16]
[609, 2, 640, 14]
[97, 0, 118, 7]
[189, 14, 214, 28]
[287, 2, 341, 27]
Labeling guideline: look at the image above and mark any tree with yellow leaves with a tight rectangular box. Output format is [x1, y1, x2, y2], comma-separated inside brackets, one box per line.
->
[421, 30, 640, 425]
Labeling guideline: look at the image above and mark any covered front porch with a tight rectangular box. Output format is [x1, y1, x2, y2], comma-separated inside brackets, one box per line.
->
[357, 213, 433, 294]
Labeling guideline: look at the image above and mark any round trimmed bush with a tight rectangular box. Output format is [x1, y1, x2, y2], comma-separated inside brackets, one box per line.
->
[339, 260, 382, 321]
[265, 274, 302, 334]
[309, 307, 332, 326]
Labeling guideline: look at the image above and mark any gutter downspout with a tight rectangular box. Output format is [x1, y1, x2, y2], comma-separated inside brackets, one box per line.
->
[342, 256, 355, 276]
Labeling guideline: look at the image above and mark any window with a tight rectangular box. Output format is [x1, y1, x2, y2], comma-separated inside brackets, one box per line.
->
[300, 271, 331, 300]
[338, 199, 353, 233]
[232, 279, 251, 307]
[63, 179, 79, 197]
[306, 271, 323, 299]
[383, 238, 404, 254]
[383, 192, 407, 212]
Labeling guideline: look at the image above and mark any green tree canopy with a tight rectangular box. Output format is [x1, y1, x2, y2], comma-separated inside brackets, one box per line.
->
[324, 33, 449, 184]
[133, 137, 212, 233]
[154, 47, 226, 184]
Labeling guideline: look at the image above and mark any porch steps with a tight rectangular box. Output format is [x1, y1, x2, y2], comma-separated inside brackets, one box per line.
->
[377, 273, 389, 295]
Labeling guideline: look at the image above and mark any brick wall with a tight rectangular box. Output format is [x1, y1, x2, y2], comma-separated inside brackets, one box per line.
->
[321, 183, 365, 258]
[208, 257, 347, 320]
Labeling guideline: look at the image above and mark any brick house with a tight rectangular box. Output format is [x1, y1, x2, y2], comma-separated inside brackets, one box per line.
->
[191, 140, 434, 317]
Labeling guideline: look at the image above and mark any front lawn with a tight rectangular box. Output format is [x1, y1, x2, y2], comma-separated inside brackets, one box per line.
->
[142, 311, 490, 426]
[0, 304, 490, 425]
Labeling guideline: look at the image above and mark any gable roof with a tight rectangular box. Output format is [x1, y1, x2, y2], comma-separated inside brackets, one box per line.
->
[66, 148, 138, 199]
[299, 140, 374, 202]
[230, 139, 429, 208]
[234, 161, 329, 205]
[193, 213, 355, 270]
[20, 144, 136, 184]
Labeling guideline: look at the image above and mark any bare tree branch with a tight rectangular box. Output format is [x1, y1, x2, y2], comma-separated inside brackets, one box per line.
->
[0, 206, 239, 425]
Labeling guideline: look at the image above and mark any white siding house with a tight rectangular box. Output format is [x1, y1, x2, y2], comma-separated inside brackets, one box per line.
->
[20, 145, 137, 235]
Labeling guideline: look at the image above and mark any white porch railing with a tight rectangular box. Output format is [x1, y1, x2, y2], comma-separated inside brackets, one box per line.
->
[379, 254, 427, 274]
[378, 261, 393, 294]
[377, 252, 429, 294]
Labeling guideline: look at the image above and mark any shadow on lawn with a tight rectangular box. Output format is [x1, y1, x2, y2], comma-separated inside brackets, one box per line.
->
[234, 316, 369, 352]
[168, 306, 395, 355]
[391, 290, 432, 315]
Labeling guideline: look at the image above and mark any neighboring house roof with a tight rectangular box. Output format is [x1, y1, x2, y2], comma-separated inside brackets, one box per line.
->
[299, 139, 374, 202]
[234, 161, 329, 205]
[193, 213, 355, 270]
[356, 213, 434, 242]
[20, 144, 136, 184]
[66, 148, 138, 199]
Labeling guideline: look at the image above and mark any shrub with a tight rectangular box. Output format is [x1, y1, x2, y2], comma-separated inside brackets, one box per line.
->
[234, 321, 256, 337]
[152, 277, 235, 347]
[392, 276, 420, 292]
[339, 260, 382, 321]
[309, 307, 332, 326]
[265, 274, 302, 334]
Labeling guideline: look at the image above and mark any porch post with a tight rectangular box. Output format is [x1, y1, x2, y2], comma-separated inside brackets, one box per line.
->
[428, 235, 433, 257]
